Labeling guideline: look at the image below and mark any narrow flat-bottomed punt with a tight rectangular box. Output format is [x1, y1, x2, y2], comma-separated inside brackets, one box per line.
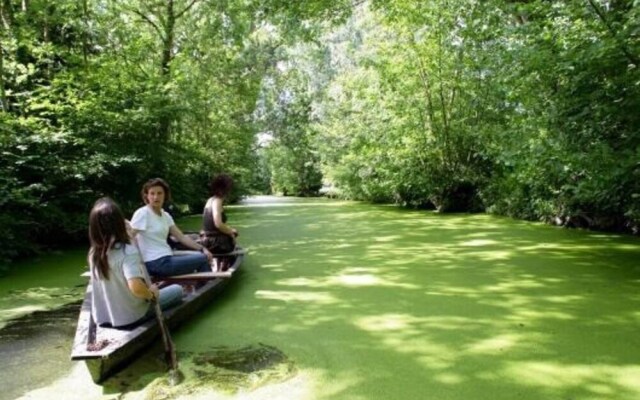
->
[70, 250, 244, 383]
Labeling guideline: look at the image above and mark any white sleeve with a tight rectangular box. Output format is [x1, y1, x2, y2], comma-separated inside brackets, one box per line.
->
[122, 245, 145, 280]
[130, 207, 147, 231]
[164, 210, 175, 227]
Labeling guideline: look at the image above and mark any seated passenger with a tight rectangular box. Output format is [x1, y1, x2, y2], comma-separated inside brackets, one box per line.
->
[130, 178, 213, 277]
[200, 174, 239, 270]
[88, 197, 183, 328]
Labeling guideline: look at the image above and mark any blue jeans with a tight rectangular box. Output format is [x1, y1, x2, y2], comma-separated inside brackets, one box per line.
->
[117, 284, 184, 329]
[142, 283, 184, 319]
[145, 253, 210, 277]
[157, 284, 184, 310]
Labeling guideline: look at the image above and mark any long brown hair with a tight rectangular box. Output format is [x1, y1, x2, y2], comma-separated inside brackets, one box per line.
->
[88, 197, 130, 280]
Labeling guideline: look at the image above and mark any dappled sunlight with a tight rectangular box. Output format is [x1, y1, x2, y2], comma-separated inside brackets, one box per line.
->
[459, 239, 499, 247]
[0, 305, 44, 329]
[330, 274, 385, 287]
[482, 279, 548, 292]
[276, 269, 420, 290]
[255, 290, 339, 305]
[3, 197, 640, 399]
[371, 235, 403, 243]
[466, 333, 522, 354]
[261, 263, 285, 270]
[354, 313, 419, 332]
[503, 362, 640, 399]
[14, 363, 102, 400]
[431, 372, 465, 385]
[472, 250, 513, 261]
[512, 309, 576, 321]
[424, 287, 484, 299]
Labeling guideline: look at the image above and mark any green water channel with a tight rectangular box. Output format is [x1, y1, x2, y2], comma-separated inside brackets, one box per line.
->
[1, 196, 640, 400]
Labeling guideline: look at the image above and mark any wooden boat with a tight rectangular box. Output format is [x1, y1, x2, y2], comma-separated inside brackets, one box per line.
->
[70, 249, 245, 383]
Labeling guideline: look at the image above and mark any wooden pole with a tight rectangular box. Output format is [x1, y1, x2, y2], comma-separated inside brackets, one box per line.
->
[153, 299, 181, 385]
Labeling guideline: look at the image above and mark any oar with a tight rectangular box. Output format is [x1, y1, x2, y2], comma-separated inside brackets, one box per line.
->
[153, 299, 182, 385]
[86, 311, 97, 350]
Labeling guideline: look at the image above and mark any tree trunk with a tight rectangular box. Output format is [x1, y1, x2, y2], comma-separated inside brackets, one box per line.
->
[1, 0, 11, 111]
[157, 0, 176, 143]
[161, 0, 175, 81]
[0, 39, 5, 112]
[82, 0, 89, 69]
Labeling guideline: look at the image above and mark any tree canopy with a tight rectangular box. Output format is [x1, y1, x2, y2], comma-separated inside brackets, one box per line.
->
[1, 0, 638, 271]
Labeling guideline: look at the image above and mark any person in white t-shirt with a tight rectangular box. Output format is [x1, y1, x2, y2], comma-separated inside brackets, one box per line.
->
[89, 197, 183, 328]
[130, 178, 213, 277]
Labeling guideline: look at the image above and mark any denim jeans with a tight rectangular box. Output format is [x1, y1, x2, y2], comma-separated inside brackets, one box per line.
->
[157, 284, 184, 310]
[145, 253, 210, 277]
[142, 283, 183, 319]
[117, 284, 184, 329]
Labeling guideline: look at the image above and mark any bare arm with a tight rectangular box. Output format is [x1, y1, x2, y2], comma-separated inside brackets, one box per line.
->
[211, 197, 237, 237]
[128, 277, 159, 301]
[169, 225, 213, 261]
[125, 220, 135, 240]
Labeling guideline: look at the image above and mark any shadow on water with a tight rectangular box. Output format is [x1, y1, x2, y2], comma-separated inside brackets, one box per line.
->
[1, 196, 640, 399]
[0, 302, 80, 400]
[221, 197, 640, 400]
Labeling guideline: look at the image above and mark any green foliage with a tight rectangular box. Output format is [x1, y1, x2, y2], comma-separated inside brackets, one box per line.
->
[1, 0, 639, 275]
[0, 0, 357, 270]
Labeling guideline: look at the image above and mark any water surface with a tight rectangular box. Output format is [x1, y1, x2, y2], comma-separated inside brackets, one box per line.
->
[1, 196, 640, 399]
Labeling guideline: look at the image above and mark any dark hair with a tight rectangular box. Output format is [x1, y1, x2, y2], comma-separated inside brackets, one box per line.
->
[208, 173, 234, 198]
[141, 177, 172, 205]
[88, 197, 130, 280]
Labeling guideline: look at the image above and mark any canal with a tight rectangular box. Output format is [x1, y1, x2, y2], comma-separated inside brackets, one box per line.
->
[1, 196, 639, 399]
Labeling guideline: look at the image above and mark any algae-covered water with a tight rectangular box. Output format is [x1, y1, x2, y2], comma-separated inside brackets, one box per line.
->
[1, 196, 640, 400]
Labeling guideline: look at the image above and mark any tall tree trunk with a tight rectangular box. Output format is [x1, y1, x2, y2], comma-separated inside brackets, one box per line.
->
[157, 0, 176, 146]
[161, 0, 175, 81]
[0, 38, 5, 112]
[1, 0, 13, 29]
[1, 0, 11, 111]
[81, 0, 89, 69]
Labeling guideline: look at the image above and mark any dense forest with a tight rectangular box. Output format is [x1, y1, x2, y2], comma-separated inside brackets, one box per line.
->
[1, 0, 638, 271]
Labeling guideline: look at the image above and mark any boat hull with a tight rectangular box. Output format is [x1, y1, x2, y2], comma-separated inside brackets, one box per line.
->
[71, 252, 244, 383]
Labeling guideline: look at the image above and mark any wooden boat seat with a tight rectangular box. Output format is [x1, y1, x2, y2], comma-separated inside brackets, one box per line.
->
[172, 247, 247, 257]
[81, 248, 248, 281]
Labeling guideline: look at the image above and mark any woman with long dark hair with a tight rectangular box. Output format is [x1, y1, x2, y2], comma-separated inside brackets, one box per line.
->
[89, 197, 183, 328]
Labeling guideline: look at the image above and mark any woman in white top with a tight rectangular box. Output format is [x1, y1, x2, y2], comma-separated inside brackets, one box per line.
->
[130, 178, 212, 277]
[89, 197, 183, 328]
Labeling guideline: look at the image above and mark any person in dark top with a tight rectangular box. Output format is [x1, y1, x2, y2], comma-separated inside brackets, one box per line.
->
[200, 174, 238, 269]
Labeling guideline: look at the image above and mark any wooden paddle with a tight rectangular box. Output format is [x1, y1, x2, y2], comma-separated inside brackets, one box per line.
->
[153, 298, 182, 385]
[86, 311, 97, 350]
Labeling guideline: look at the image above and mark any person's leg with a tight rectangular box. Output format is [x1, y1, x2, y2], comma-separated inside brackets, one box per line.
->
[136, 284, 183, 323]
[167, 252, 210, 274]
[158, 284, 183, 310]
[145, 256, 172, 277]
[145, 253, 209, 277]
